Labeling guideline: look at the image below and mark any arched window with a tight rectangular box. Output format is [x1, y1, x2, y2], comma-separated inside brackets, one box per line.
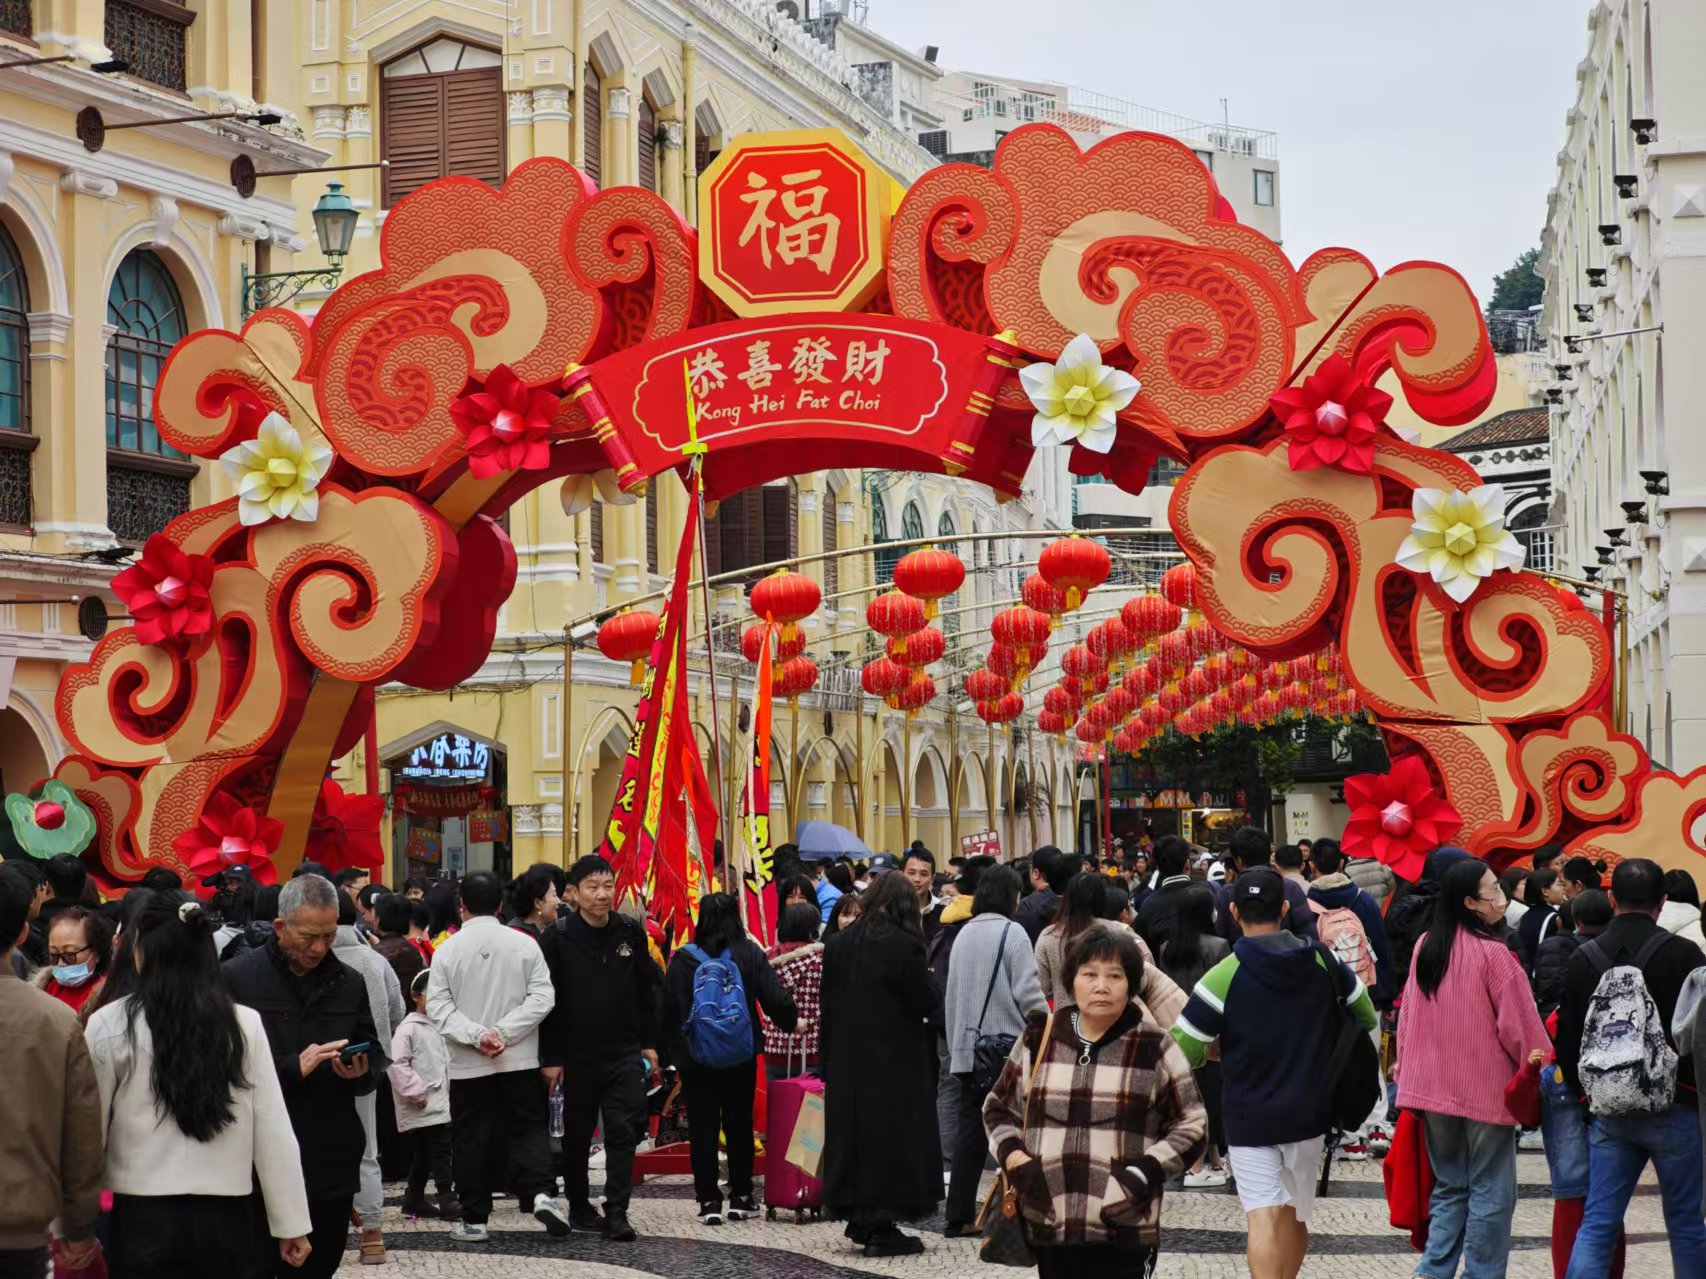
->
[901, 500, 924, 543]
[0, 222, 31, 528]
[821, 487, 839, 597]
[1511, 504, 1554, 573]
[106, 250, 191, 541]
[381, 38, 505, 207]
[871, 496, 896, 584]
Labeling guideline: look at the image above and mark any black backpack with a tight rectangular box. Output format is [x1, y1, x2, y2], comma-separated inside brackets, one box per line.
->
[1314, 943, 1381, 1133]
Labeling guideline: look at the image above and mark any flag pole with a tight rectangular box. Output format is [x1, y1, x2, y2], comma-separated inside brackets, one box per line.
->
[682, 363, 731, 885]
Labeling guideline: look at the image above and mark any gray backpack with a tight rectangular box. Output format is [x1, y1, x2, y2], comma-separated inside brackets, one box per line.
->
[1577, 933, 1678, 1117]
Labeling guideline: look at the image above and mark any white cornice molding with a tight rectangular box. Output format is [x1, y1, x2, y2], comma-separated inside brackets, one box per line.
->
[25, 311, 71, 344]
[58, 167, 117, 199]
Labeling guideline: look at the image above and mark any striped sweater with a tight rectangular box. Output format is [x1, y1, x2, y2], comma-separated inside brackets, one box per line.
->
[1171, 932, 1377, 1147]
[982, 1004, 1207, 1249]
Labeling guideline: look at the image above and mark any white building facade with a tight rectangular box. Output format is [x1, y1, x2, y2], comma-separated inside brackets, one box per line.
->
[1539, 0, 1706, 769]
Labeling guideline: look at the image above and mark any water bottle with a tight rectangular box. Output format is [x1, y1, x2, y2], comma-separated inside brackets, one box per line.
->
[549, 1082, 565, 1138]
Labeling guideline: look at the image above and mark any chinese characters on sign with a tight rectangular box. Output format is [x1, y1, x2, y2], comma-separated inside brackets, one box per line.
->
[960, 829, 1003, 860]
[399, 732, 492, 781]
[700, 129, 893, 316]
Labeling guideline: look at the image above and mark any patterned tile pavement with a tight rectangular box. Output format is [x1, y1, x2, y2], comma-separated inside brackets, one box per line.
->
[335, 1150, 1677, 1277]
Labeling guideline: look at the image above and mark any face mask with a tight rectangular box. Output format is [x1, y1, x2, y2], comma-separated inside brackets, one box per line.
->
[53, 961, 95, 987]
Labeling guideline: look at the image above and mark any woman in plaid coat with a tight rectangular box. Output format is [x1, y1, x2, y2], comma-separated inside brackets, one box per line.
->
[984, 928, 1206, 1278]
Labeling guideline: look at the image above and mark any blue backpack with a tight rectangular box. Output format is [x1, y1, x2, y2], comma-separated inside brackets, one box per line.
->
[680, 944, 753, 1068]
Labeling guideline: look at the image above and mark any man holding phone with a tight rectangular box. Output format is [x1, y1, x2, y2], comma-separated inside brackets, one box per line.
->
[228, 873, 378, 1278]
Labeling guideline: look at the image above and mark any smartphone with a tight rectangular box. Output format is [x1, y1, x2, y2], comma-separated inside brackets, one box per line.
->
[338, 1041, 375, 1064]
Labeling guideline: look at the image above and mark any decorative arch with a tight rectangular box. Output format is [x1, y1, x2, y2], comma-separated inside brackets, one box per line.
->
[0, 190, 66, 315]
[40, 126, 1683, 896]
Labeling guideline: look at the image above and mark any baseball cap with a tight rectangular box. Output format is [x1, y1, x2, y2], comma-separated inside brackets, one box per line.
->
[869, 853, 899, 871]
[200, 864, 255, 889]
[1234, 866, 1283, 906]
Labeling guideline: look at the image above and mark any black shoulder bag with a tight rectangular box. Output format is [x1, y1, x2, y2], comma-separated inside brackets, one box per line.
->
[972, 923, 1019, 1092]
[1317, 944, 1382, 1133]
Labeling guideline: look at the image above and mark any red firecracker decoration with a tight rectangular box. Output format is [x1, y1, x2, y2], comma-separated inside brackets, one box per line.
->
[171, 793, 284, 887]
[772, 655, 819, 701]
[1022, 572, 1068, 630]
[867, 589, 926, 655]
[889, 625, 945, 669]
[1268, 353, 1393, 475]
[893, 547, 965, 620]
[861, 657, 911, 698]
[1341, 755, 1464, 883]
[598, 608, 659, 686]
[964, 667, 1010, 701]
[750, 570, 821, 644]
[111, 533, 216, 648]
[449, 363, 562, 478]
[1038, 535, 1111, 610]
[306, 779, 385, 874]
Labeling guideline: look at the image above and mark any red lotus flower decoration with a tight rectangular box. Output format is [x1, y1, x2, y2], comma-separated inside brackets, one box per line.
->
[171, 792, 284, 886]
[1267, 354, 1394, 474]
[448, 363, 563, 479]
[306, 779, 385, 874]
[111, 534, 215, 647]
[1341, 755, 1463, 882]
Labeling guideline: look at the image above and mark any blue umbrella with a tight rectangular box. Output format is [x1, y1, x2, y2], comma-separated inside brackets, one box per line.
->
[794, 820, 873, 861]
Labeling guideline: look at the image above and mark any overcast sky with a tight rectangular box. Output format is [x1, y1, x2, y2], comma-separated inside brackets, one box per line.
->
[869, 0, 1587, 303]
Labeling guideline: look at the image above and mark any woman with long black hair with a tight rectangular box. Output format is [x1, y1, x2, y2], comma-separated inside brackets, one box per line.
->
[659, 892, 796, 1226]
[1396, 857, 1549, 1279]
[85, 892, 312, 1277]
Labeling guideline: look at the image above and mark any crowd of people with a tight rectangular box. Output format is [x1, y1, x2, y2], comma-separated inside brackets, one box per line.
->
[0, 829, 1703, 1278]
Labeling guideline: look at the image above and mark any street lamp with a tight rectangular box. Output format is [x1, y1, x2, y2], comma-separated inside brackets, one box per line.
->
[241, 182, 359, 318]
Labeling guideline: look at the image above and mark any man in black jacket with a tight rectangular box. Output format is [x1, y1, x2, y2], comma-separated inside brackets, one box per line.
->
[1554, 858, 1706, 1279]
[539, 855, 660, 1242]
[1214, 826, 1317, 944]
[1015, 847, 1075, 943]
[1135, 835, 1218, 956]
[226, 871, 377, 1279]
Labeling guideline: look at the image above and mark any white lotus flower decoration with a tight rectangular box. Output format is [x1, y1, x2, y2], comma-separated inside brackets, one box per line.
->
[220, 413, 334, 526]
[1394, 484, 1526, 604]
[559, 469, 638, 518]
[1018, 333, 1141, 455]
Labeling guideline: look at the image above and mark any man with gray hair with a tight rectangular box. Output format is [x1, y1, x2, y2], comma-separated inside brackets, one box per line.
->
[228, 870, 379, 1279]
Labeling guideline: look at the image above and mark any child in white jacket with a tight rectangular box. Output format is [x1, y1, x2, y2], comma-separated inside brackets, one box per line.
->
[390, 969, 459, 1219]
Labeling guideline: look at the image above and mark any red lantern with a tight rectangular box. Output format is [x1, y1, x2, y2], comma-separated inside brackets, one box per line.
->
[889, 625, 945, 669]
[1121, 593, 1181, 641]
[977, 692, 1024, 724]
[1182, 666, 1213, 702]
[1253, 690, 1284, 722]
[750, 569, 821, 643]
[888, 671, 937, 713]
[964, 667, 1010, 701]
[1038, 535, 1111, 611]
[1060, 643, 1100, 689]
[893, 547, 965, 620]
[1160, 562, 1197, 612]
[597, 608, 659, 685]
[987, 642, 1023, 681]
[991, 605, 1051, 672]
[1101, 685, 1135, 721]
[1209, 688, 1235, 722]
[740, 623, 805, 665]
[1156, 629, 1193, 676]
[772, 655, 819, 701]
[861, 657, 910, 698]
[1086, 617, 1135, 668]
[1043, 684, 1081, 717]
[1022, 572, 1068, 629]
[1090, 668, 1110, 695]
[1157, 682, 1188, 715]
[1036, 709, 1070, 736]
[1202, 652, 1234, 687]
[1075, 717, 1103, 744]
[867, 589, 926, 655]
[1113, 724, 1143, 754]
[1184, 622, 1219, 659]
[1122, 665, 1157, 700]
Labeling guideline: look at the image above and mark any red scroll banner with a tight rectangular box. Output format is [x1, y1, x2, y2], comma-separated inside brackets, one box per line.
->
[581, 315, 1023, 501]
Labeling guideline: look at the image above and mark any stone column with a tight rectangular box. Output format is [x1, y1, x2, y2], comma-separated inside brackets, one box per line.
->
[508, 91, 535, 165]
[55, 170, 118, 547]
[531, 87, 572, 162]
[659, 120, 684, 212]
[606, 87, 631, 188]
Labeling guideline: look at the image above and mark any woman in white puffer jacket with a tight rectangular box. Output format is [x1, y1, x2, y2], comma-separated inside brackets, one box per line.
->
[1660, 869, 1706, 952]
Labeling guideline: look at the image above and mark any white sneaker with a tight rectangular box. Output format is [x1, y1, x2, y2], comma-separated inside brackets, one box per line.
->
[1519, 1130, 1545, 1151]
[588, 1143, 608, 1170]
[533, 1195, 571, 1238]
[1183, 1168, 1228, 1188]
[449, 1221, 489, 1244]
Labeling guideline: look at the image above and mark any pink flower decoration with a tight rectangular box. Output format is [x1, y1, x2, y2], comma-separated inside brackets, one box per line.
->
[448, 364, 563, 479]
[1267, 354, 1394, 474]
[305, 779, 385, 874]
[1340, 754, 1463, 882]
[111, 534, 216, 648]
[172, 792, 283, 886]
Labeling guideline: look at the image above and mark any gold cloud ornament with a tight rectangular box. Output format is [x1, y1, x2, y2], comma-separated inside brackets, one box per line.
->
[221, 413, 335, 526]
[1018, 333, 1141, 454]
[1395, 484, 1526, 604]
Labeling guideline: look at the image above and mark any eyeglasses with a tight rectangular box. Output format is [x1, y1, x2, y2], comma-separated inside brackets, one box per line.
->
[1478, 888, 1507, 905]
[46, 945, 92, 964]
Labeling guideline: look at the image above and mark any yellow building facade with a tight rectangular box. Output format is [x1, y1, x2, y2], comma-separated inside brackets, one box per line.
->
[0, 1, 324, 796]
[262, 0, 1082, 882]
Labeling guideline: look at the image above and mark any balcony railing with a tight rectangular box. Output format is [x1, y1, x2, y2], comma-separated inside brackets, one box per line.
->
[105, 0, 194, 92]
[0, 0, 32, 39]
[107, 455, 191, 543]
[0, 430, 33, 529]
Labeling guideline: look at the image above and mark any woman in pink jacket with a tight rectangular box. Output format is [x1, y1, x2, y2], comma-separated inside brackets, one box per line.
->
[1397, 856, 1550, 1279]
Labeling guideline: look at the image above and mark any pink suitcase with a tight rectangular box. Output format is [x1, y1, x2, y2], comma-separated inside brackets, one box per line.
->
[763, 1046, 825, 1221]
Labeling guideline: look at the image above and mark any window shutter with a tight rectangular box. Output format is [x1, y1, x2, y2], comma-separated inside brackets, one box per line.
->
[589, 506, 605, 563]
[382, 75, 447, 205]
[761, 485, 792, 566]
[822, 494, 838, 596]
[637, 98, 657, 192]
[582, 63, 603, 186]
[443, 68, 506, 188]
[645, 493, 659, 574]
[695, 131, 718, 175]
[742, 489, 765, 573]
[703, 504, 722, 578]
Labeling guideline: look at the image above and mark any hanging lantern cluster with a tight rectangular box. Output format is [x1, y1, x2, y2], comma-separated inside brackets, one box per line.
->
[749, 569, 821, 644]
[597, 608, 659, 686]
[867, 588, 926, 655]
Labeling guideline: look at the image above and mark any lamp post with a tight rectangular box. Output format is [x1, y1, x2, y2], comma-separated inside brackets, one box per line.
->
[240, 182, 360, 318]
